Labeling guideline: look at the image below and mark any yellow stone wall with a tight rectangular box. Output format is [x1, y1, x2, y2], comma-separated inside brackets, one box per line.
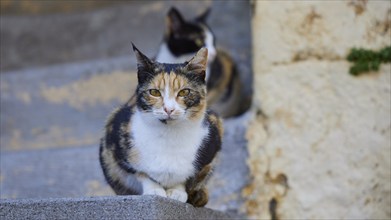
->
[246, 1, 390, 219]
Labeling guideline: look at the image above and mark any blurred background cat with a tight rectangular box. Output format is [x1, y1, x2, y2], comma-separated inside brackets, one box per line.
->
[156, 7, 251, 118]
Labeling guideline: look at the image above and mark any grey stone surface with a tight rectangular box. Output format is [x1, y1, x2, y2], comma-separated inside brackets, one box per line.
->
[0, 1, 203, 71]
[0, 145, 111, 199]
[0, 57, 137, 152]
[1, 1, 252, 82]
[0, 195, 235, 219]
[207, 112, 252, 213]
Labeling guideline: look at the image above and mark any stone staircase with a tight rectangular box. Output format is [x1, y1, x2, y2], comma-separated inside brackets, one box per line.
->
[0, 1, 252, 219]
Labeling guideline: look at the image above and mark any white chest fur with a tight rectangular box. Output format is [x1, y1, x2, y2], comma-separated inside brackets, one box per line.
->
[131, 111, 208, 188]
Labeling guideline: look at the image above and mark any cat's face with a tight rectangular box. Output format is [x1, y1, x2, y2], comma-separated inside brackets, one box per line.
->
[165, 7, 216, 63]
[133, 45, 208, 124]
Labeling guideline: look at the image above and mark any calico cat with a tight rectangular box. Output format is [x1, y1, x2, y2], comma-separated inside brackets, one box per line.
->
[155, 7, 251, 118]
[99, 45, 223, 207]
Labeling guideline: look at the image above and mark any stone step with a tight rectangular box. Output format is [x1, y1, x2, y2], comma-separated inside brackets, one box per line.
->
[0, 195, 236, 219]
[0, 56, 138, 152]
[0, 145, 112, 199]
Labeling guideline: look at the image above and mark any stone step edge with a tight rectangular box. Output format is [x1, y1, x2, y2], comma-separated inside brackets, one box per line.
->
[0, 195, 236, 219]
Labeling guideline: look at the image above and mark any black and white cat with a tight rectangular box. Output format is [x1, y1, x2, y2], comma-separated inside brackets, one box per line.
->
[100, 45, 223, 207]
[155, 7, 251, 118]
[156, 8, 216, 80]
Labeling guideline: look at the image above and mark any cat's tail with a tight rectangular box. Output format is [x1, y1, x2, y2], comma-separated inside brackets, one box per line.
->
[186, 164, 213, 207]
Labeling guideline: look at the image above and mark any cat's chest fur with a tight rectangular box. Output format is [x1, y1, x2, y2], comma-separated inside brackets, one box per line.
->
[131, 111, 208, 188]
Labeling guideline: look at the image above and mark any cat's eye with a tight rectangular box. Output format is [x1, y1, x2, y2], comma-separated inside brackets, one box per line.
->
[195, 38, 203, 47]
[178, 89, 190, 97]
[149, 89, 161, 97]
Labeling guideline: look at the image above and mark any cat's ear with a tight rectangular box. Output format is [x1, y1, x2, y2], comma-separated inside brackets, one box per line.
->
[166, 7, 184, 33]
[132, 43, 154, 70]
[185, 48, 208, 80]
[132, 43, 155, 83]
[195, 8, 211, 23]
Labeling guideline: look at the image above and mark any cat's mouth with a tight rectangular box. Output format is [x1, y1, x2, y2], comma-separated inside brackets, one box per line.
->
[159, 114, 179, 123]
[159, 118, 175, 124]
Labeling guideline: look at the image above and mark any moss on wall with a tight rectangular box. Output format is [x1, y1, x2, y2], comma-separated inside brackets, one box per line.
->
[347, 46, 391, 76]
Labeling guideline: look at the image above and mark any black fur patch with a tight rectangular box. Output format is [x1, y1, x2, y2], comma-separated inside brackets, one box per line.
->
[193, 110, 222, 171]
[133, 44, 157, 85]
[167, 23, 205, 56]
[136, 89, 152, 112]
[220, 64, 238, 102]
[184, 90, 202, 108]
[104, 105, 137, 174]
[137, 69, 156, 85]
[175, 63, 206, 85]
[100, 142, 139, 195]
[166, 7, 214, 58]
[183, 70, 206, 85]
[207, 56, 223, 90]
[99, 139, 110, 178]
[161, 63, 184, 73]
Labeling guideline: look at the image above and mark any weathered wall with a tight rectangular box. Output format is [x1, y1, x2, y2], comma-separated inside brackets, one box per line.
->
[246, 1, 390, 219]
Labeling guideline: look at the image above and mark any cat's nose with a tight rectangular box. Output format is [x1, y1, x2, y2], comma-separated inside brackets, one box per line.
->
[164, 107, 174, 116]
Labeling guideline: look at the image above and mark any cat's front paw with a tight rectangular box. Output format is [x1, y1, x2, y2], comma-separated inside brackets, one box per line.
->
[166, 188, 188, 203]
[143, 187, 167, 198]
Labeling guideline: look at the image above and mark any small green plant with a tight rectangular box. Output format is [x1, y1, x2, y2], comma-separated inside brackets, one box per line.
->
[347, 46, 391, 76]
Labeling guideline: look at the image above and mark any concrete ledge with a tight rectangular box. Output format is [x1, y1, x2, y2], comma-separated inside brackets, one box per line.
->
[0, 195, 234, 219]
